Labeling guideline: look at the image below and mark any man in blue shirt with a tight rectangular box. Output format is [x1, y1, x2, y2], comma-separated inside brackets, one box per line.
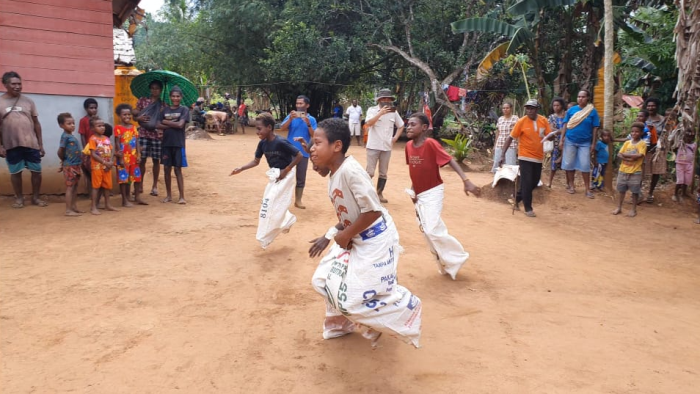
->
[280, 95, 317, 209]
[559, 90, 600, 199]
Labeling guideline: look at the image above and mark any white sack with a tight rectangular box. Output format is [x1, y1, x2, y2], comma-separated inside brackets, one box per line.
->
[407, 185, 469, 280]
[311, 217, 422, 347]
[256, 167, 297, 249]
[492, 164, 519, 188]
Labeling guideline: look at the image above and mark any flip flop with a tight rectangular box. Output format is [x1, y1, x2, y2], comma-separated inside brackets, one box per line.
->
[566, 187, 575, 194]
[32, 200, 48, 207]
[150, 190, 158, 196]
[11, 202, 24, 209]
[586, 191, 595, 199]
[646, 195, 654, 203]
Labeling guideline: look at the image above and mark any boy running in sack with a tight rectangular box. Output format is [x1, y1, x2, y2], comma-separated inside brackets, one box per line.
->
[56, 113, 83, 216]
[87, 116, 118, 215]
[612, 122, 647, 217]
[230, 113, 303, 249]
[309, 118, 422, 348]
[156, 86, 189, 204]
[405, 113, 481, 280]
[114, 104, 147, 207]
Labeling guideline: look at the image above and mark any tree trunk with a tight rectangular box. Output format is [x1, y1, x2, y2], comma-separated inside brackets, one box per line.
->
[533, 10, 549, 106]
[673, 0, 700, 191]
[554, 11, 574, 101]
[603, 0, 615, 192]
[579, 4, 604, 95]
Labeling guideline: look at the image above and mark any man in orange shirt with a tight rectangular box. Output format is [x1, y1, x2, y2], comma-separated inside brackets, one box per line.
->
[497, 99, 551, 217]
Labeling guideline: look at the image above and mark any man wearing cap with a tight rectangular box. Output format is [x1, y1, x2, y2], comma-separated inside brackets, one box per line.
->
[498, 99, 551, 217]
[559, 90, 600, 199]
[365, 88, 404, 203]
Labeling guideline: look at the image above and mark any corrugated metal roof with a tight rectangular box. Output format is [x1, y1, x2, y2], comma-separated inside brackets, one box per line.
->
[113, 28, 136, 65]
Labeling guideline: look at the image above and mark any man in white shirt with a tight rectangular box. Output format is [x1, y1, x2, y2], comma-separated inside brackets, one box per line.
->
[365, 88, 404, 203]
[345, 99, 363, 146]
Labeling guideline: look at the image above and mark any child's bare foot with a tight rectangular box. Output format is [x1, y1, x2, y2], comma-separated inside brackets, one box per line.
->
[91, 208, 101, 215]
[177, 197, 187, 205]
[122, 201, 134, 208]
[65, 210, 81, 217]
[627, 210, 637, 217]
[162, 196, 172, 203]
[695, 218, 700, 224]
[150, 188, 158, 196]
[70, 206, 85, 213]
[135, 198, 149, 205]
[104, 205, 119, 212]
[31, 198, 48, 207]
[611, 207, 622, 215]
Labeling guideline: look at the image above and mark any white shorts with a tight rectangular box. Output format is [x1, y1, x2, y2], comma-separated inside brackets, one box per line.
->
[349, 123, 361, 136]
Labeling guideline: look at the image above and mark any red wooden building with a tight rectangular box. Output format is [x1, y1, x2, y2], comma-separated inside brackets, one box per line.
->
[0, 0, 141, 193]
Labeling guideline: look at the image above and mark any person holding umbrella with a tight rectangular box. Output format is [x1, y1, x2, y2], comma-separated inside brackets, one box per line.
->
[130, 70, 199, 198]
[133, 80, 163, 197]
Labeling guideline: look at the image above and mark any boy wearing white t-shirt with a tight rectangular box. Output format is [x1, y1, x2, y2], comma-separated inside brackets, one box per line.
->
[345, 99, 363, 146]
[308, 117, 422, 348]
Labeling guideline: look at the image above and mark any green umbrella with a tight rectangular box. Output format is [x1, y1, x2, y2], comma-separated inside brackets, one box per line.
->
[130, 70, 198, 107]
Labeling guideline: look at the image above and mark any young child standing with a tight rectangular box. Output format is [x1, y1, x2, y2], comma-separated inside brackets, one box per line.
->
[309, 118, 422, 348]
[612, 122, 647, 217]
[56, 113, 83, 216]
[87, 116, 118, 215]
[156, 86, 189, 204]
[114, 104, 147, 207]
[591, 129, 611, 190]
[79, 98, 98, 191]
[230, 113, 303, 248]
[404, 113, 481, 280]
[673, 132, 697, 202]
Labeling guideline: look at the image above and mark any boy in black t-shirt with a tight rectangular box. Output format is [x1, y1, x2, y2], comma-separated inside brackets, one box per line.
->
[230, 112, 303, 248]
[230, 112, 302, 178]
[156, 86, 190, 204]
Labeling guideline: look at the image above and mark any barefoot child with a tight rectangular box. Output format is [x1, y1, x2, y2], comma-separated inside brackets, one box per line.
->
[405, 113, 481, 279]
[114, 104, 147, 207]
[309, 118, 422, 348]
[156, 86, 189, 204]
[87, 116, 118, 215]
[79, 98, 98, 193]
[673, 132, 697, 202]
[56, 113, 83, 216]
[591, 129, 611, 190]
[230, 113, 303, 248]
[612, 122, 646, 217]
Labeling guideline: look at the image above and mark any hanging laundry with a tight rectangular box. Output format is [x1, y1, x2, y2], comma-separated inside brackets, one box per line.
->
[446, 86, 460, 101]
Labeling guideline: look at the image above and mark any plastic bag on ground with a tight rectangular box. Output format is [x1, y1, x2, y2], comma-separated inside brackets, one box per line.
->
[407, 185, 469, 280]
[256, 167, 296, 249]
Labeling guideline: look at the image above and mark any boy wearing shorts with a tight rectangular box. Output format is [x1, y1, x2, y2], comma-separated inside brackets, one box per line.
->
[612, 122, 646, 217]
[56, 113, 83, 216]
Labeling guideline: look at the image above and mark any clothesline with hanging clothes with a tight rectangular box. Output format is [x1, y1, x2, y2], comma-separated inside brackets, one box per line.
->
[441, 84, 478, 102]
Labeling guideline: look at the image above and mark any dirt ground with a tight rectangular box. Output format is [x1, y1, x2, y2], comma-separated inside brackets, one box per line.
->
[1, 128, 699, 393]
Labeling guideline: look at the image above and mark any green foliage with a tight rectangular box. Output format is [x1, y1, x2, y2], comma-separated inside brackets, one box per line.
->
[441, 133, 473, 162]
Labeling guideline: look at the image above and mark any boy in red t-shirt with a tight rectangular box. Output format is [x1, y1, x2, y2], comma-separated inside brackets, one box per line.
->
[79, 98, 98, 192]
[405, 113, 481, 280]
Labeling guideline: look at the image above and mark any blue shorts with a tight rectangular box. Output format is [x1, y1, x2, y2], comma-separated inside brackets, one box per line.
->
[5, 147, 41, 174]
[561, 140, 591, 172]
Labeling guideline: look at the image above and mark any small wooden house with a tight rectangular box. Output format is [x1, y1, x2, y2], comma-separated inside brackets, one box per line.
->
[0, 0, 141, 193]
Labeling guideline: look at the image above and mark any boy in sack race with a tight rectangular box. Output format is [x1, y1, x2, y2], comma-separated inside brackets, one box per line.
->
[404, 113, 481, 280]
[230, 113, 303, 249]
[308, 118, 422, 348]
